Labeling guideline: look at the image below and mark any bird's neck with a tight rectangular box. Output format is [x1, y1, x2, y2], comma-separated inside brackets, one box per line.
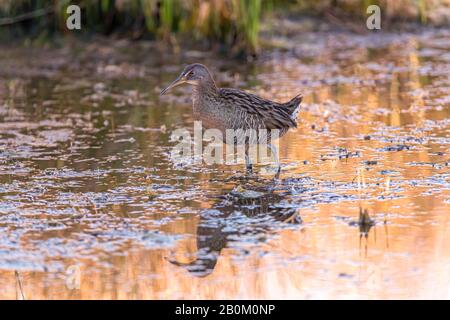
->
[193, 78, 218, 100]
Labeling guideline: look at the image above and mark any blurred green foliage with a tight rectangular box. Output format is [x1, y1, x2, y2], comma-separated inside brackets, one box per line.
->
[0, 0, 446, 54]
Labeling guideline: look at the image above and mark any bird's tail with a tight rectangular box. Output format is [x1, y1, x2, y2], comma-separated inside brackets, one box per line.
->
[283, 94, 303, 121]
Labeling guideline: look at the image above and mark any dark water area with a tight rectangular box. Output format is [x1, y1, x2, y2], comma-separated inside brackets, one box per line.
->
[0, 28, 449, 299]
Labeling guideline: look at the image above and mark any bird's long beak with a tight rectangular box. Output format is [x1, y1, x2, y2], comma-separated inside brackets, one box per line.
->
[160, 74, 186, 96]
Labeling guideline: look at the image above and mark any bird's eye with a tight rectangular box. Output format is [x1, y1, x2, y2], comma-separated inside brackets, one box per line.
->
[184, 70, 195, 79]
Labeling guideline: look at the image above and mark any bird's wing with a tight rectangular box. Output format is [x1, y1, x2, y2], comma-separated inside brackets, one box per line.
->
[219, 88, 297, 130]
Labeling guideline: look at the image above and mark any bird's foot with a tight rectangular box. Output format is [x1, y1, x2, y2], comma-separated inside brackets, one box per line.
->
[273, 165, 281, 181]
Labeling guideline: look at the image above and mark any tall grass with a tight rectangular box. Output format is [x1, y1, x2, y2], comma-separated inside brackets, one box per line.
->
[235, 0, 261, 54]
[0, 0, 446, 54]
[0, 0, 263, 53]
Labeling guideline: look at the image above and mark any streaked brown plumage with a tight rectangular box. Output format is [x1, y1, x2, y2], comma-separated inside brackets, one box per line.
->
[214, 88, 301, 136]
[161, 63, 302, 174]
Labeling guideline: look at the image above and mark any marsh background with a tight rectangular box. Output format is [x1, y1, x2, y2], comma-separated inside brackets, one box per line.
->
[0, 0, 449, 299]
[1, 0, 449, 54]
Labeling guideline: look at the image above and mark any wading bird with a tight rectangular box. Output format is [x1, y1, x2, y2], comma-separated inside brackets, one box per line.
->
[161, 63, 302, 176]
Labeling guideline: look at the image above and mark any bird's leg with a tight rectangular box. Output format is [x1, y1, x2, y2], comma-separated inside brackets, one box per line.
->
[245, 143, 253, 173]
[245, 155, 253, 172]
[268, 143, 281, 179]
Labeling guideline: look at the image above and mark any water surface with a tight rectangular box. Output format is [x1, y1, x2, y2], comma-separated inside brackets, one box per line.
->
[0, 30, 449, 299]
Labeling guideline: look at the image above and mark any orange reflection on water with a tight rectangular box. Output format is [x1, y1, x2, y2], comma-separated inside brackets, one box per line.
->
[1, 195, 448, 299]
[0, 30, 449, 299]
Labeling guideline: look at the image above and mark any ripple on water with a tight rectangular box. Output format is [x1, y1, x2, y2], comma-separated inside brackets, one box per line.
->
[0, 29, 449, 298]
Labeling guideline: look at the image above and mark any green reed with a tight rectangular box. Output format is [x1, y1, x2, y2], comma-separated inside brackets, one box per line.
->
[0, 0, 444, 54]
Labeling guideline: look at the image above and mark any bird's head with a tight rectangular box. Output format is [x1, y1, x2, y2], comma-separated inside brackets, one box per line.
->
[160, 63, 214, 95]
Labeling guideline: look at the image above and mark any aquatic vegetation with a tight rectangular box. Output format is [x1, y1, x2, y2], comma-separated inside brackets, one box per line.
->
[1, 0, 449, 55]
[0, 0, 263, 54]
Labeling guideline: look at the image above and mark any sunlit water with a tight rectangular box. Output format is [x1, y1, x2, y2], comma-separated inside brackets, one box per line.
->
[0, 29, 449, 299]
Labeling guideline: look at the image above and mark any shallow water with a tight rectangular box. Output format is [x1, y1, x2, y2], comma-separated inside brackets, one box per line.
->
[0, 29, 449, 299]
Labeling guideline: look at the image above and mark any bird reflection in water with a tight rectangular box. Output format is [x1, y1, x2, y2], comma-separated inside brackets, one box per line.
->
[168, 183, 301, 277]
[354, 207, 376, 257]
